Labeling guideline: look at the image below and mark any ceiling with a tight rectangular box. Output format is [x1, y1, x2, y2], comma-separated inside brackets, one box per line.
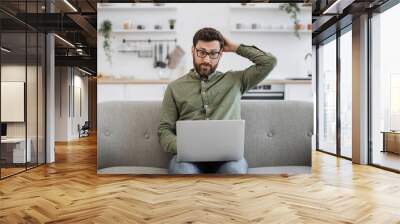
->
[1, 0, 396, 74]
[312, 0, 392, 44]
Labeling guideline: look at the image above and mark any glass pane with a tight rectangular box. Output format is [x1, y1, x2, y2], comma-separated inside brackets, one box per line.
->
[38, 32, 45, 165]
[1, 30, 27, 177]
[371, 4, 400, 171]
[340, 30, 352, 158]
[27, 31, 38, 169]
[318, 37, 337, 154]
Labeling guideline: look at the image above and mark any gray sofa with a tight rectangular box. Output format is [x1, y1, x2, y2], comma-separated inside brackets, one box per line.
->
[97, 100, 313, 174]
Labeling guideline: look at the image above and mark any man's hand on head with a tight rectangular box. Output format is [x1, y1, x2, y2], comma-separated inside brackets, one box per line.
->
[222, 35, 239, 53]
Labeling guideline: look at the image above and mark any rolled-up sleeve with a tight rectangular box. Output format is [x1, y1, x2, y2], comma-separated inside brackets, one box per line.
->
[158, 85, 178, 154]
[235, 44, 277, 93]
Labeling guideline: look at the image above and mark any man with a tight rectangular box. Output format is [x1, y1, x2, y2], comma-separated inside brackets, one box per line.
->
[158, 27, 277, 174]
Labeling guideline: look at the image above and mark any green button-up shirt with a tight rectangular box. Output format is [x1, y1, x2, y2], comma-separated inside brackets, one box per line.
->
[158, 44, 277, 154]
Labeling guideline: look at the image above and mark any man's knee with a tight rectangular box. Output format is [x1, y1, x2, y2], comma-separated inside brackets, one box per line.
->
[168, 155, 201, 174]
[217, 158, 248, 174]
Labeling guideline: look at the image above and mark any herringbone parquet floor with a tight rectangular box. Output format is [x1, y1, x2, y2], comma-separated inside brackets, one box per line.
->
[1, 134, 400, 224]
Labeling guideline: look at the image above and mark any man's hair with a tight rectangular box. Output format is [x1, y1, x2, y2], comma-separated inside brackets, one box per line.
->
[193, 27, 224, 50]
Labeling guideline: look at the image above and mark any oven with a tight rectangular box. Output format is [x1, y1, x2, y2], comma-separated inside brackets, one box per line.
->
[241, 84, 285, 100]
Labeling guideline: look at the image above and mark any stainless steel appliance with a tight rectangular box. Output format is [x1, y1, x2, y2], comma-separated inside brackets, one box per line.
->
[242, 84, 284, 100]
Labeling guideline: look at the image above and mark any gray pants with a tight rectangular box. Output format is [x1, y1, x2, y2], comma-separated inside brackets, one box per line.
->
[168, 155, 248, 174]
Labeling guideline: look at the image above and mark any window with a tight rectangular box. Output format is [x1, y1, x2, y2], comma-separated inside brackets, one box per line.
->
[370, 2, 400, 171]
[318, 37, 337, 155]
[0, 1, 47, 179]
[340, 29, 352, 158]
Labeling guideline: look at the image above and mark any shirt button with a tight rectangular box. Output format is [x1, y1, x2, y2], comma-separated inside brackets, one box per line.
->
[204, 105, 208, 109]
[202, 91, 206, 95]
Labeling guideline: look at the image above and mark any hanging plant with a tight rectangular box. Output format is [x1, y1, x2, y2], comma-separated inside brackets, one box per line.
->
[98, 20, 113, 64]
[279, 3, 301, 39]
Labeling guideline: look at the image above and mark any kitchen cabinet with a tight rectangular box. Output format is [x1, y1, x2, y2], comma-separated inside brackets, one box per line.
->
[284, 83, 313, 102]
[98, 82, 167, 102]
[97, 78, 313, 102]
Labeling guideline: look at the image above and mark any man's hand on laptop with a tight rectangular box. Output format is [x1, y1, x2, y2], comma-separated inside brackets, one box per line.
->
[222, 35, 239, 53]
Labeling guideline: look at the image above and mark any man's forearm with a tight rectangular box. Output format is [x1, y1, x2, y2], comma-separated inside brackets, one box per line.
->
[158, 127, 177, 154]
[158, 85, 178, 154]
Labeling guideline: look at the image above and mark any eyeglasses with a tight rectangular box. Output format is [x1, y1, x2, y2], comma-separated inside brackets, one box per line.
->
[195, 48, 221, 59]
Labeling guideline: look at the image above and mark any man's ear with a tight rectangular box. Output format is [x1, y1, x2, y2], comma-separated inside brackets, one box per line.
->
[191, 46, 194, 55]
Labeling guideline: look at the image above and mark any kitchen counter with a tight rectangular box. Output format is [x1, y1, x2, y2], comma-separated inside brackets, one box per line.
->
[97, 77, 312, 85]
[97, 77, 313, 102]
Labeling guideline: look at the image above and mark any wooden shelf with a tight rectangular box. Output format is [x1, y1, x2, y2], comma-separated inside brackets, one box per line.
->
[98, 78, 171, 84]
[98, 5, 177, 10]
[230, 29, 311, 34]
[112, 29, 176, 34]
[97, 77, 312, 85]
[230, 5, 280, 9]
[229, 4, 311, 10]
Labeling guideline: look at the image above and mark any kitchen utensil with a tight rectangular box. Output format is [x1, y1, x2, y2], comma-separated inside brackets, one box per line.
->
[168, 45, 185, 69]
[154, 44, 158, 67]
[138, 45, 153, 58]
[158, 43, 167, 68]
[166, 43, 170, 62]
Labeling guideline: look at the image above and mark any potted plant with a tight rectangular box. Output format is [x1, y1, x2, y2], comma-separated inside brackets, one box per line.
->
[168, 19, 176, 30]
[279, 3, 301, 38]
[98, 20, 113, 64]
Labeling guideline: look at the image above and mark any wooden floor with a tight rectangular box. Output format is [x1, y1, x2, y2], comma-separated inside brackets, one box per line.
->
[373, 151, 400, 171]
[1, 135, 400, 223]
[1, 167, 26, 178]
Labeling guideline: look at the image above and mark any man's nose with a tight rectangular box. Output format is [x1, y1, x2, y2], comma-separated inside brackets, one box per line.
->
[203, 55, 211, 63]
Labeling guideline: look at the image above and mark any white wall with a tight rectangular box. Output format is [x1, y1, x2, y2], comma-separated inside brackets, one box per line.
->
[1, 65, 37, 137]
[55, 67, 69, 141]
[55, 67, 89, 141]
[71, 74, 89, 138]
[97, 3, 312, 80]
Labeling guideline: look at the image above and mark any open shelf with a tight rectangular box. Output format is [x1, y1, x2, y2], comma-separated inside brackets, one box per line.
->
[97, 4, 177, 10]
[98, 5, 177, 10]
[112, 29, 177, 34]
[230, 29, 311, 33]
[229, 4, 311, 10]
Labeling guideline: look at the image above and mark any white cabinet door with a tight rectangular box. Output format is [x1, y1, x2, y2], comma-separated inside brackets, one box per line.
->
[284, 84, 313, 102]
[97, 84, 167, 102]
[125, 84, 167, 101]
[97, 84, 125, 102]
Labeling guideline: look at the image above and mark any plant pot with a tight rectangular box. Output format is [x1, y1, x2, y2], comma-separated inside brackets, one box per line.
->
[168, 19, 176, 30]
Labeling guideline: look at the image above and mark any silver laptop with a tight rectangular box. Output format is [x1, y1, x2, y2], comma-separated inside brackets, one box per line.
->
[176, 120, 245, 162]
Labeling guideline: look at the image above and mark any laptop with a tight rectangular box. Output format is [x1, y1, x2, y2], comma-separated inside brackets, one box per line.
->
[176, 120, 245, 162]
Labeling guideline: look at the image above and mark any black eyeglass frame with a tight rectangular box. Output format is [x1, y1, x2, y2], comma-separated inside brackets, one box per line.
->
[195, 47, 222, 59]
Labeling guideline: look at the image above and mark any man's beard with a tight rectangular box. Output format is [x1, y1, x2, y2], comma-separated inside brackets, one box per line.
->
[193, 59, 218, 77]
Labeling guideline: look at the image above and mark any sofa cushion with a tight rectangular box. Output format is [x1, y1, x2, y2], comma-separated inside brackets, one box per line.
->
[98, 100, 313, 171]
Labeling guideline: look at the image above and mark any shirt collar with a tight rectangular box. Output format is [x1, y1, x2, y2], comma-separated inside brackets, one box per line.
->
[191, 69, 218, 81]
